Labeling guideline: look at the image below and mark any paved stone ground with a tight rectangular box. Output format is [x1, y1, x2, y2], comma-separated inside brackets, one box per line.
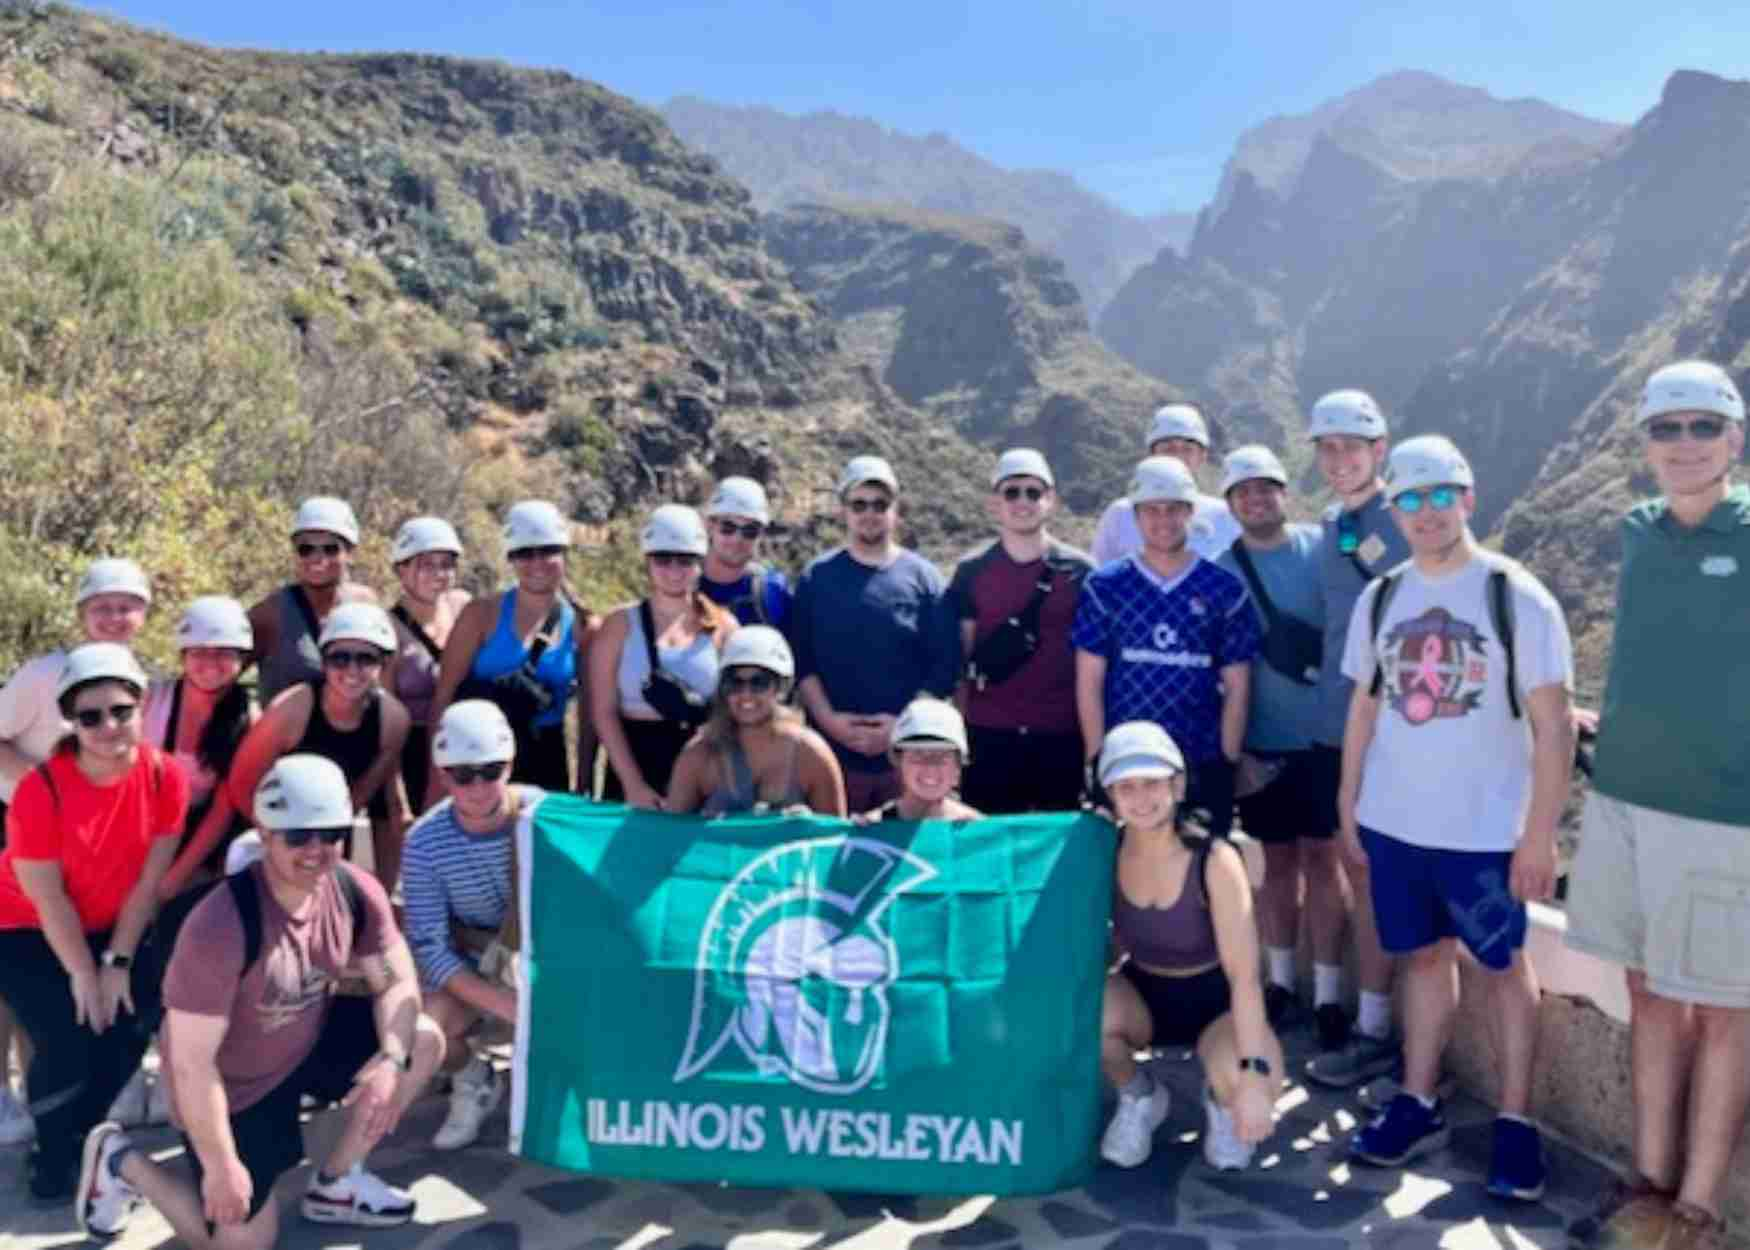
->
[4, 1024, 1631, 1250]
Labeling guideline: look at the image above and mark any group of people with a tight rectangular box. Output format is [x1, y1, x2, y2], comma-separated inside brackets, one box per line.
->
[0, 357, 1743, 1249]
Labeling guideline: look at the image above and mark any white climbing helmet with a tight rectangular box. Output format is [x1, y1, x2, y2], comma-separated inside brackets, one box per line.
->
[502, 500, 572, 553]
[75, 558, 152, 608]
[317, 602, 397, 654]
[640, 504, 709, 557]
[1220, 445, 1290, 495]
[705, 476, 772, 525]
[1147, 403, 1210, 449]
[1129, 455, 1199, 506]
[890, 697, 969, 762]
[1384, 435, 1475, 495]
[1639, 360, 1745, 424]
[291, 496, 360, 546]
[254, 754, 355, 832]
[1098, 721, 1185, 787]
[836, 454, 900, 498]
[176, 596, 253, 651]
[55, 642, 149, 704]
[432, 700, 516, 767]
[719, 625, 795, 679]
[990, 447, 1055, 489]
[391, 516, 464, 564]
[1307, 389, 1388, 441]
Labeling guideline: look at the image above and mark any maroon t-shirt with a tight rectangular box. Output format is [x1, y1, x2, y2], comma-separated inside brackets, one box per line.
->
[950, 538, 1092, 735]
[161, 863, 396, 1114]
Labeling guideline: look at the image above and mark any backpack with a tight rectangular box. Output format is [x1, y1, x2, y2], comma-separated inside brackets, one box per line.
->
[1366, 563, 1522, 719]
[225, 862, 367, 975]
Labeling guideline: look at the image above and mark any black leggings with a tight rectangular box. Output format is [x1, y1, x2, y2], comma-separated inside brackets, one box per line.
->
[0, 927, 159, 1181]
[602, 716, 695, 801]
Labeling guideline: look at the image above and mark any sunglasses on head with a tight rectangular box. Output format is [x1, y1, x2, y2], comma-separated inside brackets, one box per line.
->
[279, 826, 350, 849]
[846, 496, 891, 514]
[716, 520, 763, 540]
[295, 541, 343, 559]
[509, 545, 566, 561]
[1646, 415, 1728, 443]
[722, 670, 779, 695]
[444, 762, 508, 785]
[1000, 484, 1046, 503]
[1392, 485, 1464, 514]
[650, 552, 701, 569]
[323, 648, 384, 670]
[73, 702, 137, 729]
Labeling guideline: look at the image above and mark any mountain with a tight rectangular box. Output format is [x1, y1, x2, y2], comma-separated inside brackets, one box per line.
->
[662, 96, 1191, 322]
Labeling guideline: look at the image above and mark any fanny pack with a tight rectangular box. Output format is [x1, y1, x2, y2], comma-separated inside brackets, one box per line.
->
[457, 600, 566, 736]
[639, 600, 711, 730]
[1227, 540, 1322, 686]
[965, 564, 1055, 691]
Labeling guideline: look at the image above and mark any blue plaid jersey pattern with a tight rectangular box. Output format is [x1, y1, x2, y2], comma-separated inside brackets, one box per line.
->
[1071, 556, 1261, 762]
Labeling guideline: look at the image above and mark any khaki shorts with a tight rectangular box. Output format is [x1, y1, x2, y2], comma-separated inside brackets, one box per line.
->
[1566, 792, 1750, 1008]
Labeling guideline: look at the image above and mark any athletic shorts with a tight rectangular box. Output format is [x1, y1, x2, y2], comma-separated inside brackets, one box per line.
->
[182, 996, 381, 1222]
[1303, 745, 1342, 835]
[1359, 826, 1526, 970]
[1122, 962, 1231, 1048]
[1566, 792, 1750, 1009]
[1184, 758, 1236, 840]
[1235, 750, 1332, 843]
[961, 725, 1082, 814]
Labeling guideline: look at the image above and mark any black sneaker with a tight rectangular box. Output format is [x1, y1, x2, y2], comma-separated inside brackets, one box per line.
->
[1264, 983, 1300, 1030]
[26, 1148, 76, 1206]
[1315, 1003, 1350, 1051]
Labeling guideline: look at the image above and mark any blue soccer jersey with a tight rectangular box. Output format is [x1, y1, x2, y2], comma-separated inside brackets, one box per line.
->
[1072, 555, 1261, 762]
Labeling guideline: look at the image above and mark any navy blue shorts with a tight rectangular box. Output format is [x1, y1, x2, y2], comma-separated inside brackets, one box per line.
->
[1359, 826, 1527, 970]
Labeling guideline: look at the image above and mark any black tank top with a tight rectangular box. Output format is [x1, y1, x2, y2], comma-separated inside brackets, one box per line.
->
[293, 679, 382, 790]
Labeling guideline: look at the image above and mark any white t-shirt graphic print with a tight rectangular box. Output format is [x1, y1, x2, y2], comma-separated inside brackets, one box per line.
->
[1340, 553, 1573, 852]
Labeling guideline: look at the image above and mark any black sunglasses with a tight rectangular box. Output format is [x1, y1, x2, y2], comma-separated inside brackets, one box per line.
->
[1000, 485, 1046, 502]
[716, 520, 763, 540]
[722, 671, 779, 695]
[1336, 511, 1361, 554]
[650, 552, 701, 569]
[73, 702, 138, 729]
[510, 545, 566, 561]
[323, 649, 384, 670]
[444, 762, 508, 785]
[295, 541, 343, 559]
[847, 497, 891, 514]
[279, 826, 350, 849]
[1646, 416, 1728, 443]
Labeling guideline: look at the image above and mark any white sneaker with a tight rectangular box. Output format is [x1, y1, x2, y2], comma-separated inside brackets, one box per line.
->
[0, 1085, 35, 1145]
[433, 1058, 503, 1151]
[1202, 1085, 1256, 1171]
[143, 1075, 171, 1126]
[302, 1163, 415, 1227]
[1100, 1078, 1170, 1168]
[107, 1070, 149, 1128]
[77, 1121, 142, 1237]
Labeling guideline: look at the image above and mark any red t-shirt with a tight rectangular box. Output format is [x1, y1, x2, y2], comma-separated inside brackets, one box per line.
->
[0, 747, 189, 932]
[950, 538, 1093, 735]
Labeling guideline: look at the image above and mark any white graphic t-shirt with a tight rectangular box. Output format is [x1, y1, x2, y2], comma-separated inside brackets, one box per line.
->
[1340, 553, 1573, 851]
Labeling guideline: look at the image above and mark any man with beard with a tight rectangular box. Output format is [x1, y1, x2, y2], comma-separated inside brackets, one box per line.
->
[699, 476, 792, 632]
[791, 457, 960, 811]
[1073, 456, 1258, 837]
[1091, 403, 1241, 565]
[950, 449, 1092, 812]
[249, 498, 379, 706]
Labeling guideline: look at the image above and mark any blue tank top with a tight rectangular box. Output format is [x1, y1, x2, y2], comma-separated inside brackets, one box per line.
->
[470, 591, 577, 729]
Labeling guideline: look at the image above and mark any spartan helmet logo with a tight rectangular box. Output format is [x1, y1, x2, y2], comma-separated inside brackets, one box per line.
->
[674, 835, 937, 1096]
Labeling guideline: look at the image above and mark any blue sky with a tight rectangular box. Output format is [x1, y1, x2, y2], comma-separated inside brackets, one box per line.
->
[90, 1, 1750, 216]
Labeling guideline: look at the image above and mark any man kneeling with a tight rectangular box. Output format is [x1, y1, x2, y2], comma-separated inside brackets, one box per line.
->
[76, 755, 444, 1245]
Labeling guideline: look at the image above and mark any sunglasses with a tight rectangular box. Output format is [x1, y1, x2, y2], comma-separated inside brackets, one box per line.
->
[444, 762, 508, 785]
[279, 826, 350, 849]
[295, 541, 343, 559]
[410, 554, 459, 573]
[716, 520, 763, 540]
[323, 648, 385, 670]
[73, 702, 138, 729]
[1336, 512, 1361, 554]
[1392, 485, 1464, 514]
[722, 671, 779, 695]
[1000, 485, 1047, 503]
[650, 552, 701, 569]
[1646, 416, 1728, 443]
[509, 545, 566, 561]
[846, 497, 891, 514]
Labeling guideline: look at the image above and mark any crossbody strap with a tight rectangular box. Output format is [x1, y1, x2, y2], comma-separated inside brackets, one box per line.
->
[1226, 540, 1280, 629]
[390, 604, 444, 663]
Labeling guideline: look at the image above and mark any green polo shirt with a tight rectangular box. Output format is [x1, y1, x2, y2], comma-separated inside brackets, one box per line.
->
[1593, 482, 1750, 826]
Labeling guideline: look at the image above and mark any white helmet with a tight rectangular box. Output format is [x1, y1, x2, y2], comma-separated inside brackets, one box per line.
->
[56, 642, 149, 705]
[432, 699, 516, 767]
[1220, 444, 1290, 495]
[75, 558, 152, 608]
[1147, 403, 1210, 449]
[1098, 721, 1185, 787]
[1308, 389, 1387, 441]
[836, 454, 900, 498]
[291, 496, 360, 546]
[317, 602, 397, 653]
[502, 499, 572, 553]
[990, 447, 1055, 489]
[1129, 456, 1199, 506]
[1384, 435, 1475, 495]
[719, 625, 794, 679]
[1639, 360, 1745, 424]
[392, 516, 464, 564]
[704, 476, 772, 525]
[176, 596, 253, 651]
[640, 504, 709, 557]
[890, 697, 969, 762]
[254, 754, 355, 832]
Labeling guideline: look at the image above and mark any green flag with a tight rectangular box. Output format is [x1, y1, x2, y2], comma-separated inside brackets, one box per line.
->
[509, 798, 1116, 1195]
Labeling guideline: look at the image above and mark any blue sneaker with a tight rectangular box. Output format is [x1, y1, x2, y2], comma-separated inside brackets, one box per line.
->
[1486, 1116, 1547, 1201]
[1351, 1092, 1450, 1167]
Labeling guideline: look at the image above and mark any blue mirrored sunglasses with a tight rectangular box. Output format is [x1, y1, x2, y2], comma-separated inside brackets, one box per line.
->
[1391, 485, 1464, 514]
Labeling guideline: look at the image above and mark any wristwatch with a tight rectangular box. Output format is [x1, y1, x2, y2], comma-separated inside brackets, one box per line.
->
[100, 949, 133, 970]
[378, 1047, 412, 1072]
[1238, 1055, 1272, 1076]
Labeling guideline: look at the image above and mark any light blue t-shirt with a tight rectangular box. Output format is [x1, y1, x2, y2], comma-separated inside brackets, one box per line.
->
[1218, 525, 1326, 752]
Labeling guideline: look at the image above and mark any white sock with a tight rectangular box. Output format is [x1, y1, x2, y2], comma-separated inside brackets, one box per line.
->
[1122, 1067, 1154, 1098]
[1313, 962, 1343, 1007]
[1266, 946, 1296, 990]
[1357, 990, 1393, 1039]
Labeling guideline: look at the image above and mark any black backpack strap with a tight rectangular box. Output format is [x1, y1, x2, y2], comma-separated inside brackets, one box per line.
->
[390, 605, 444, 663]
[1366, 572, 1403, 697]
[226, 867, 264, 975]
[637, 599, 662, 675]
[162, 679, 184, 751]
[333, 862, 368, 948]
[1489, 568, 1522, 721]
[1227, 540, 1280, 629]
[287, 585, 324, 642]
